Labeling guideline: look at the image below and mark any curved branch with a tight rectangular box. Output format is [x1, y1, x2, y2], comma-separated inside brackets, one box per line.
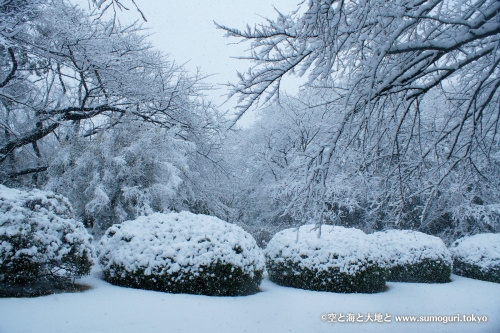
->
[0, 47, 18, 88]
[0, 122, 59, 161]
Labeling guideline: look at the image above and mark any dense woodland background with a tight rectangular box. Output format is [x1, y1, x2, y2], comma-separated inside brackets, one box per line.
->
[1, 0, 499, 246]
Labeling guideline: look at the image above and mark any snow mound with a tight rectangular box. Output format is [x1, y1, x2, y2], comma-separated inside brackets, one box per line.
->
[265, 225, 387, 293]
[0, 185, 94, 287]
[451, 233, 500, 283]
[369, 230, 451, 283]
[97, 212, 265, 296]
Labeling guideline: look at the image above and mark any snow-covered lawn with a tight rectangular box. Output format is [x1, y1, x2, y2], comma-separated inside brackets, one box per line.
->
[1, 268, 499, 333]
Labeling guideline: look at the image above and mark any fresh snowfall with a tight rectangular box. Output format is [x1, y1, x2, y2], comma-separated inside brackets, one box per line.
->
[1, 0, 500, 332]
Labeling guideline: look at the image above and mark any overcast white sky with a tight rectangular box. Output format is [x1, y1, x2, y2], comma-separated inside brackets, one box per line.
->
[83, 0, 306, 126]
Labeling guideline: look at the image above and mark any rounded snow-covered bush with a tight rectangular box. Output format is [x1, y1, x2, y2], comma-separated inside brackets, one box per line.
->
[0, 185, 94, 290]
[97, 212, 265, 296]
[265, 225, 387, 293]
[370, 230, 451, 283]
[451, 233, 500, 283]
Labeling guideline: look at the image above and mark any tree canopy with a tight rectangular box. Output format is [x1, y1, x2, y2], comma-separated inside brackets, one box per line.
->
[219, 0, 500, 237]
[0, 0, 227, 229]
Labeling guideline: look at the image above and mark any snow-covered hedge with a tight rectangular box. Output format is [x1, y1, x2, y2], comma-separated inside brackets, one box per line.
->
[370, 230, 451, 283]
[265, 225, 387, 293]
[97, 212, 265, 296]
[0, 185, 94, 288]
[451, 233, 500, 283]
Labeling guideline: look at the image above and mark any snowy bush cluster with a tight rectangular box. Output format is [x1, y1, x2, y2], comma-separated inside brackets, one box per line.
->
[369, 230, 452, 283]
[0, 186, 94, 288]
[98, 212, 265, 296]
[451, 234, 500, 284]
[265, 225, 387, 293]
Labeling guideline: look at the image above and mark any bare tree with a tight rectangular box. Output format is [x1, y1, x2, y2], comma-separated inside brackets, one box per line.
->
[90, 0, 147, 22]
[218, 0, 500, 235]
[0, 0, 206, 180]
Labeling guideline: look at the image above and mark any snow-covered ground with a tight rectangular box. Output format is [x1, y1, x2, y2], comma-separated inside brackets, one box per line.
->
[1, 268, 499, 333]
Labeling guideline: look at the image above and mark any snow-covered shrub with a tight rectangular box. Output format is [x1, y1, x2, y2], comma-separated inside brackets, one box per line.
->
[0, 185, 94, 287]
[97, 212, 265, 296]
[370, 230, 452, 283]
[265, 225, 387, 293]
[451, 233, 500, 283]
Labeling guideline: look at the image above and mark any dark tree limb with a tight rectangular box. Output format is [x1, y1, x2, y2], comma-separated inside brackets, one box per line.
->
[0, 122, 59, 160]
[8, 166, 48, 178]
[0, 47, 18, 88]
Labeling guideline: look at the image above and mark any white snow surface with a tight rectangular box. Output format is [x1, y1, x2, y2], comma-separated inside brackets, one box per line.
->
[98, 212, 265, 279]
[265, 225, 385, 274]
[369, 230, 452, 267]
[0, 185, 94, 273]
[451, 233, 500, 270]
[0, 267, 499, 333]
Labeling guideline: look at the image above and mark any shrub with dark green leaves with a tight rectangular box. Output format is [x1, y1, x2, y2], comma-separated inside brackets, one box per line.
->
[451, 233, 500, 283]
[265, 225, 387, 293]
[0, 185, 94, 296]
[97, 212, 265, 296]
[370, 230, 451, 283]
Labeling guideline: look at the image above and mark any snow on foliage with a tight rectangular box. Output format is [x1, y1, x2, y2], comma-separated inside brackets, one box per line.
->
[0, 185, 94, 286]
[369, 230, 452, 283]
[451, 233, 500, 283]
[370, 230, 452, 267]
[265, 225, 387, 293]
[47, 123, 194, 231]
[266, 225, 383, 273]
[451, 234, 500, 269]
[97, 212, 265, 296]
